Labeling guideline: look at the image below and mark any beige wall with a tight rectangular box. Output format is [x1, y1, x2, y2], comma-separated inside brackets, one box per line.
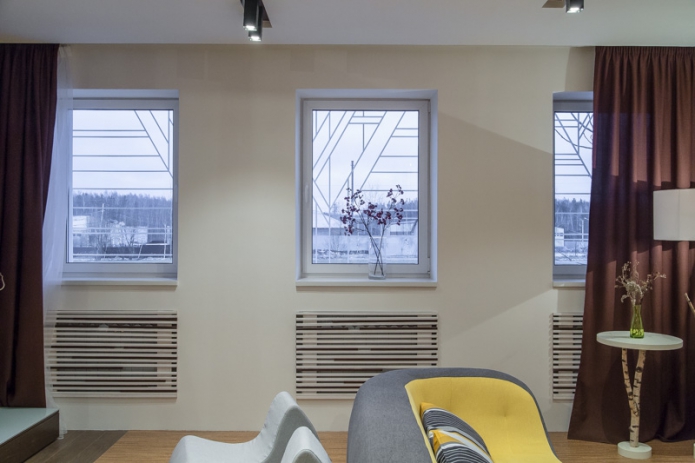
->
[55, 44, 593, 432]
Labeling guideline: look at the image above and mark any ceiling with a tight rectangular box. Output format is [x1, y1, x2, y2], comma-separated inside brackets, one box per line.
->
[0, 0, 694, 46]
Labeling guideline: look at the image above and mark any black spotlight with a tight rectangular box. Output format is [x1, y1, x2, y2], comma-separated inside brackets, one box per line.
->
[248, 6, 263, 41]
[565, 0, 584, 13]
[243, 0, 260, 31]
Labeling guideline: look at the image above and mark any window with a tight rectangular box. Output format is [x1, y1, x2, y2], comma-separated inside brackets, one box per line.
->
[65, 90, 178, 280]
[553, 92, 593, 280]
[297, 91, 436, 282]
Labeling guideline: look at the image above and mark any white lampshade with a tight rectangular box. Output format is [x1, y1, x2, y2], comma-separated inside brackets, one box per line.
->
[653, 189, 695, 241]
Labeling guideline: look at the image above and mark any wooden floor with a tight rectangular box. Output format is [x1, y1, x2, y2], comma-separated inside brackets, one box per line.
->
[27, 430, 695, 463]
[95, 431, 347, 463]
[549, 433, 695, 462]
[25, 430, 126, 463]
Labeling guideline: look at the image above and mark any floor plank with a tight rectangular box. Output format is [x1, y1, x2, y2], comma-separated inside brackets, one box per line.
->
[549, 432, 695, 462]
[26, 431, 126, 463]
[28, 429, 695, 463]
[94, 431, 346, 463]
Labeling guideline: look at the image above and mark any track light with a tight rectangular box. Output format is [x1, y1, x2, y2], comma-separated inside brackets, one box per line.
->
[243, 0, 260, 31]
[565, 0, 583, 13]
[241, 0, 269, 42]
[248, 6, 263, 41]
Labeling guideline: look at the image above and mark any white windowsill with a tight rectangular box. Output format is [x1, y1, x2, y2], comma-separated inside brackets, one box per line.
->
[296, 276, 437, 287]
[62, 277, 178, 286]
[553, 279, 585, 288]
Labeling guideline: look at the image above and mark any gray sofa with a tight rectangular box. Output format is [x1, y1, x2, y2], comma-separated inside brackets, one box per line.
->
[346, 368, 559, 463]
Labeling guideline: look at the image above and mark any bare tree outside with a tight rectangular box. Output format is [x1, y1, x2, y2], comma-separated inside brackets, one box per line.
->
[71, 109, 174, 263]
[311, 109, 420, 265]
[554, 111, 593, 266]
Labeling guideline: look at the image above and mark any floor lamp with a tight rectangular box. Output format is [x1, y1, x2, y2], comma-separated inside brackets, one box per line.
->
[654, 189, 695, 312]
[653, 189, 695, 459]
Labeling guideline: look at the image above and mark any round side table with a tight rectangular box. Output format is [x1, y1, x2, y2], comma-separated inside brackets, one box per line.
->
[597, 331, 683, 460]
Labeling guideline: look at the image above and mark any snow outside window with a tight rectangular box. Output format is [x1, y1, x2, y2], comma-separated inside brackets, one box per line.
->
[64, 91, 179, 280]
[298, 96, 434, 281]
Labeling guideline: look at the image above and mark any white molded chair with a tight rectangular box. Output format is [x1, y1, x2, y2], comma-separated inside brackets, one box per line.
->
[280, 427, 332, 463]
[169, 391, 320, 463]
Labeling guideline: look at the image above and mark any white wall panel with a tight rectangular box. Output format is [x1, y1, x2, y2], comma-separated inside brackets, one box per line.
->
[54, 44, 593, 432]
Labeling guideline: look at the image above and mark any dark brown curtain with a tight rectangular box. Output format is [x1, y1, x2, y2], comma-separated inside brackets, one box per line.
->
[568, 47, 695, 443]
[0, 44, 59, 407]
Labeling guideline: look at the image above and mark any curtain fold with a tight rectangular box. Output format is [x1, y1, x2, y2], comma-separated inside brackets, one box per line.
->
[43, 45, 71, 435]
[0, 44, 59, 407]
[568, 46, 695, 443]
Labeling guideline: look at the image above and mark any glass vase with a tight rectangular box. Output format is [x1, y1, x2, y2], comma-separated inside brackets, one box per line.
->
[630, 303, 644, 339]
[368, 237, 386, 280]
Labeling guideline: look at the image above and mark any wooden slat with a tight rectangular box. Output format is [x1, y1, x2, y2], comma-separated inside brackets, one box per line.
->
[46, 309, 177, 398]
[551, 313, 583, 401]
[296, 311, 438, 398]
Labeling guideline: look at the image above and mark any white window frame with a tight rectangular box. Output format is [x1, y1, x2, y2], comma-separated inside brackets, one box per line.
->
[296, 89, 437, 285]
[553, 91, 593, 282]
[63, 89, 179, 282]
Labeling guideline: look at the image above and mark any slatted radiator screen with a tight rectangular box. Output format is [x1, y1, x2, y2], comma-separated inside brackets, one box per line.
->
[551, 312, 584, 400]
[296, 311, 438, 398]
[46, 309, 177, 398]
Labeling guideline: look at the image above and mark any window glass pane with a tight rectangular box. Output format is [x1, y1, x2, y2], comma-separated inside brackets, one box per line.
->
[70, 109, 174, 263]
[311, 110, 419, 265]
[554, 111, 592, 266]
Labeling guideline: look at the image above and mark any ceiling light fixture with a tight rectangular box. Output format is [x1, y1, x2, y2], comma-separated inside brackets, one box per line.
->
[248, 12, 263, 42]
[565, 0, 584, 13]
[243, 0, 260, 31]
[241, 0, 269, 42]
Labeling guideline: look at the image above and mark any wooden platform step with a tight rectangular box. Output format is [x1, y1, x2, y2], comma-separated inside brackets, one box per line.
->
[0, 408, 59, 463]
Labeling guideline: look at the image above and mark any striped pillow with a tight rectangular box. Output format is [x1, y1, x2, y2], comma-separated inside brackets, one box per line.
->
[421, 403, 494, 463]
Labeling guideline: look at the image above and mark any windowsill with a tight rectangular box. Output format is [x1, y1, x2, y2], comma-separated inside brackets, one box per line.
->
[296, 275, 437, 287]
[553, 279, 585, 288]
[62, 277, 178, 286]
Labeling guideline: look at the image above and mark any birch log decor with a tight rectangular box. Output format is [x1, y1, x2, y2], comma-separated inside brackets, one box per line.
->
[686, 293, 695, 317]
[621, 348, 646, 448]
[597, 331, 683, 458]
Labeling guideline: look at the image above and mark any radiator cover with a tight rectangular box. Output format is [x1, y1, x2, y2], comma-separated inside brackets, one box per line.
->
[296, 311, 438, 398]
[551, 312, 583, 400]
[46, 309, 177, 398]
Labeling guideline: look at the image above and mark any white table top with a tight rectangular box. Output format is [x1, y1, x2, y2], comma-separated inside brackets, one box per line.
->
[597, 331, 683, 351]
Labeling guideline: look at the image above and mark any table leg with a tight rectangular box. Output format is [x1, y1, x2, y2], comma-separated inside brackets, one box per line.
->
[619, 348, 651, 459]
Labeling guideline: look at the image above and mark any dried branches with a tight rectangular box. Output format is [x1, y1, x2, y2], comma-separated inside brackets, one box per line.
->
[615, 261, 665, 306]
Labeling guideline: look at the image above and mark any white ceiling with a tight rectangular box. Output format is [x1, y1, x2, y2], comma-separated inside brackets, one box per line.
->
[0, 0, 694, 46]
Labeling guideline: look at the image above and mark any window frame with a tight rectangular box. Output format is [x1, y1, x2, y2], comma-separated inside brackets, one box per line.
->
[552, 92, 593, 282]
[296, 90, 437, 284]
[64, 90, 179, 281]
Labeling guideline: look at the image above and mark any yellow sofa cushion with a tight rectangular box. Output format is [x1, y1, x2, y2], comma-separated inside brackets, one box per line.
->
[405, 377, 561, 463]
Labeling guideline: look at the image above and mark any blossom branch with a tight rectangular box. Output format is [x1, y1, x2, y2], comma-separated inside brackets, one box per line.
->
[615, 261, 665, 306]
[340, 185, 405, 275]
